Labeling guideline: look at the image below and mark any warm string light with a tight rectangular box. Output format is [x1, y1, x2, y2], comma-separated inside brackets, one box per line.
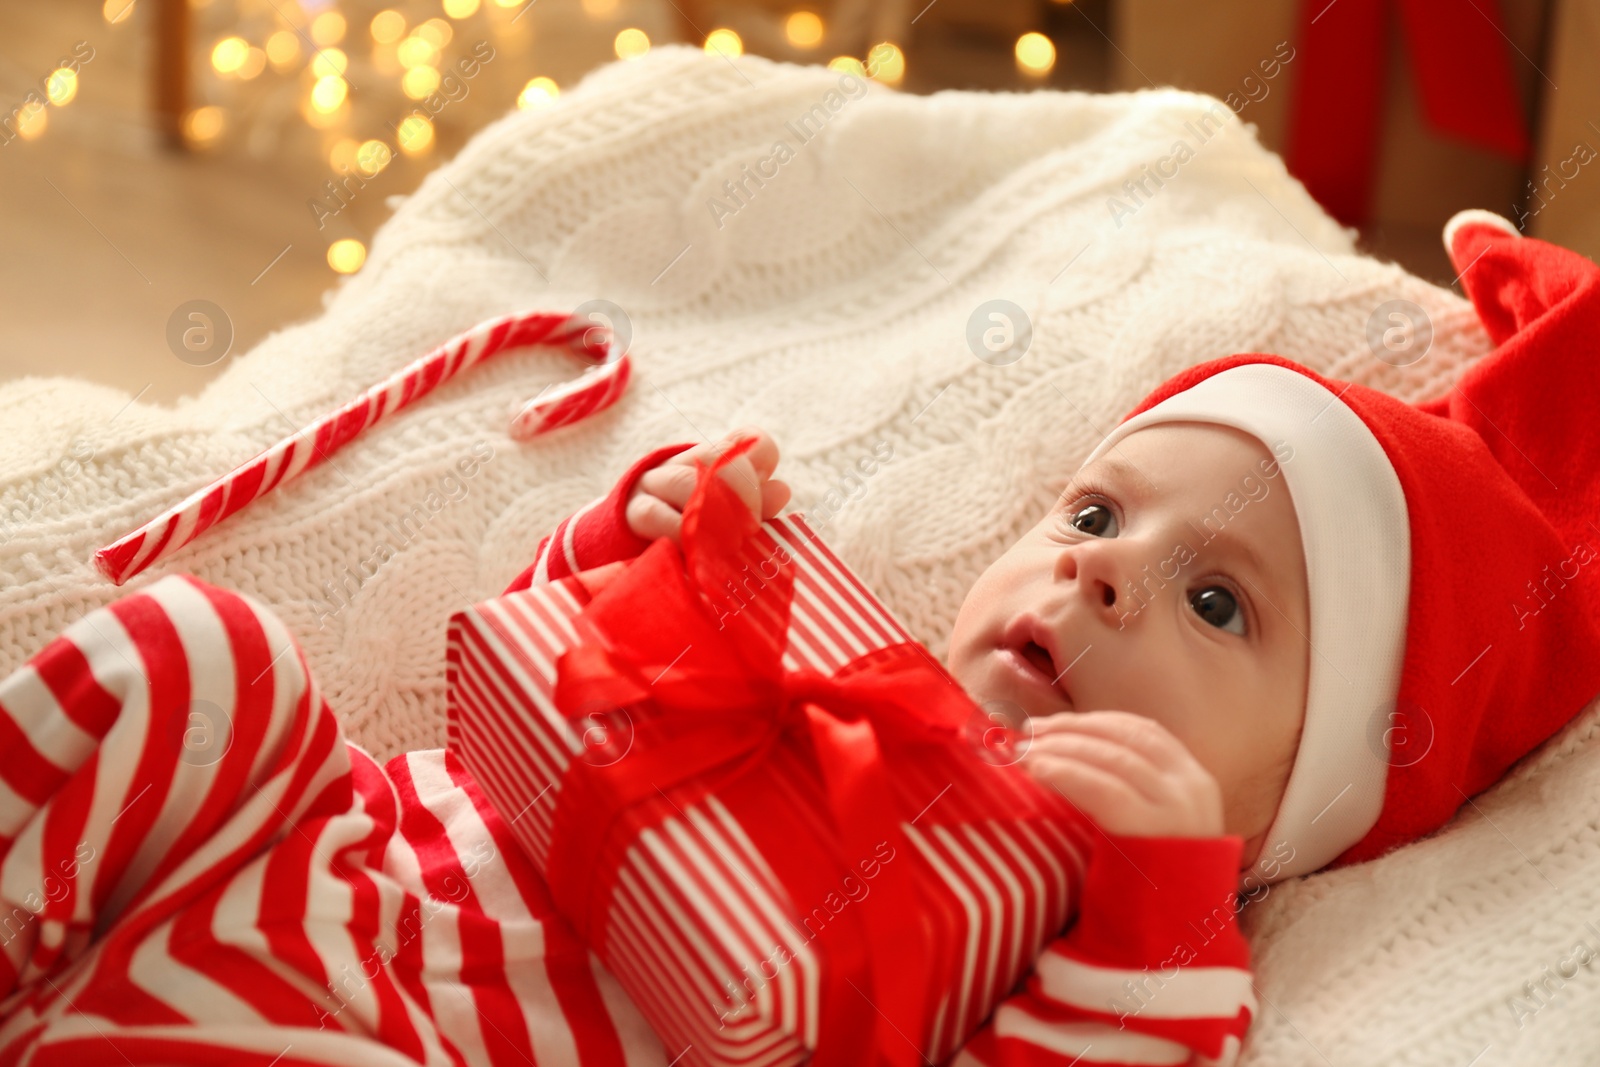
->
[370, 9, 406, 43]
[266, 30, 300, 69]
[784, 11, 823, 49]
[396, 114, 434, 155]
[1015, 32, 1055, 76]
[357, 139, 393, 174]
[402, 65, 441, 98]
[517, 76, 559, 109]
[211, 36, 249, 74]
[192, 0, 769, 274]
[704, 28, 742, 57]
[45, 68, 78, 105]
[866, 41, 904, 84]
[416, 18, 453, 46]
[183, 105, 225, 144]
[14, 60, 90, 145]
[311, 11, 347, 45]
[102, 0, 134, 23]
[15, 102, 47, 140]
[397, 35, 436, 68]
[613, 27, 649, 59]
[310, 75, 348, 112]
[329, 137, 361, 171]
[311, 48, 349, 78]
[327, 238, 367, 273]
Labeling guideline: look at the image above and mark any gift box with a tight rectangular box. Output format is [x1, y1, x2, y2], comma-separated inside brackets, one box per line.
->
[446, 446, 1090, 1066]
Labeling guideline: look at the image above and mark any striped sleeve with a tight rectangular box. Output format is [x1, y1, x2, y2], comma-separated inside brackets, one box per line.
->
[952, 834, 1256, 1067]
[502, 442, 696, 594]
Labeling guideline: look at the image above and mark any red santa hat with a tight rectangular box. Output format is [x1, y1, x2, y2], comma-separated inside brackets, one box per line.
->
[1078, 210, 1600, 883]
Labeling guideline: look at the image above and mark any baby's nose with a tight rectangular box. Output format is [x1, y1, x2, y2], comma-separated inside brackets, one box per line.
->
[1055, 546, 1124, 610]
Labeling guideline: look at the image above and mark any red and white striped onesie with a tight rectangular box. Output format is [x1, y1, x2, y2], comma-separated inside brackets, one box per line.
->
[0, 443, 1254, 1066]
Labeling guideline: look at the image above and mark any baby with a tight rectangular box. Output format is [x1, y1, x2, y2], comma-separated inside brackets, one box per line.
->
[510, 429, 1270, 1064]
[603, 209, 1600, 903]
[2, 211, 1595, 1067]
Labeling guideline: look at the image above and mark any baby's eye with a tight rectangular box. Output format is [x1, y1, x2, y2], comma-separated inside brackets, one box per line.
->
[1068, 503, 1118, 538]
[1190, 585, 1246, 635]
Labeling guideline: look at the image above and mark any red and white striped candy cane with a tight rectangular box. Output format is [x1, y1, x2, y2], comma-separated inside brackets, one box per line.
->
[94, 308, 631, 587]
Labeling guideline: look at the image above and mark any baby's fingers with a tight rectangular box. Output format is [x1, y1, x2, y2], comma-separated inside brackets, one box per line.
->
[624, 490, 683, 543]
[673, 427, 782, 480]
[1024, 753, 1145, 836]
[761, 478, 791, 519]
[1029, 710, 1193, 774]
[723, 427, 781, 481]
[636, 463, 699, 509]
[1024, 731, 1168, 805]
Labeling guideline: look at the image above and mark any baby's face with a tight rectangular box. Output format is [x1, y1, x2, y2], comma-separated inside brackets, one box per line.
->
[947, 423, 1310, 865]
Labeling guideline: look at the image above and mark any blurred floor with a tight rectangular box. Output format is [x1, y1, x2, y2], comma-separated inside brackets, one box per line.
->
[2, 2, 336, 405]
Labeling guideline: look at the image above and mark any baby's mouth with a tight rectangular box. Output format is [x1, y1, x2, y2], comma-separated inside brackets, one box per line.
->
[1019, 640, 1055, 679]
[997, 638, 1075, 710]
[997, 614, 1077, 710]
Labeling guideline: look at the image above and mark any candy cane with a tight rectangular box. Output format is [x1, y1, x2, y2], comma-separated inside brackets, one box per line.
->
[94, 308, 631, 586]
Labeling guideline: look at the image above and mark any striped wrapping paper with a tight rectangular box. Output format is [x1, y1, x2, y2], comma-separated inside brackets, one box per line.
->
[446, 513, 1093, 1066]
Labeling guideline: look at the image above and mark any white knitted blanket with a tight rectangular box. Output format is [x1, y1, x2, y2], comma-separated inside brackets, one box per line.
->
[3, 45, 1595, 1065]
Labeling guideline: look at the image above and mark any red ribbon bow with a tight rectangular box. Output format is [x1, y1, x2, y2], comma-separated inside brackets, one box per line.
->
[542, 438, 989, 1065]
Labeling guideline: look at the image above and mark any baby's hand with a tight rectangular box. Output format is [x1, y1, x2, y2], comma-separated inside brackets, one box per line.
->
[1020, 711, 1224, 838]
[625, 426, 791, 545]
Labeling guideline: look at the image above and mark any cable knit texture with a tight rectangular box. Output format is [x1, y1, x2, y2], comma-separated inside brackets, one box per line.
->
[2, 45, 1596, 1065]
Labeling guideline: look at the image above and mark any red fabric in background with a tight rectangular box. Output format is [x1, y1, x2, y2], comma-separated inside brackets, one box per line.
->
[1286, 0, 1531, 224]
